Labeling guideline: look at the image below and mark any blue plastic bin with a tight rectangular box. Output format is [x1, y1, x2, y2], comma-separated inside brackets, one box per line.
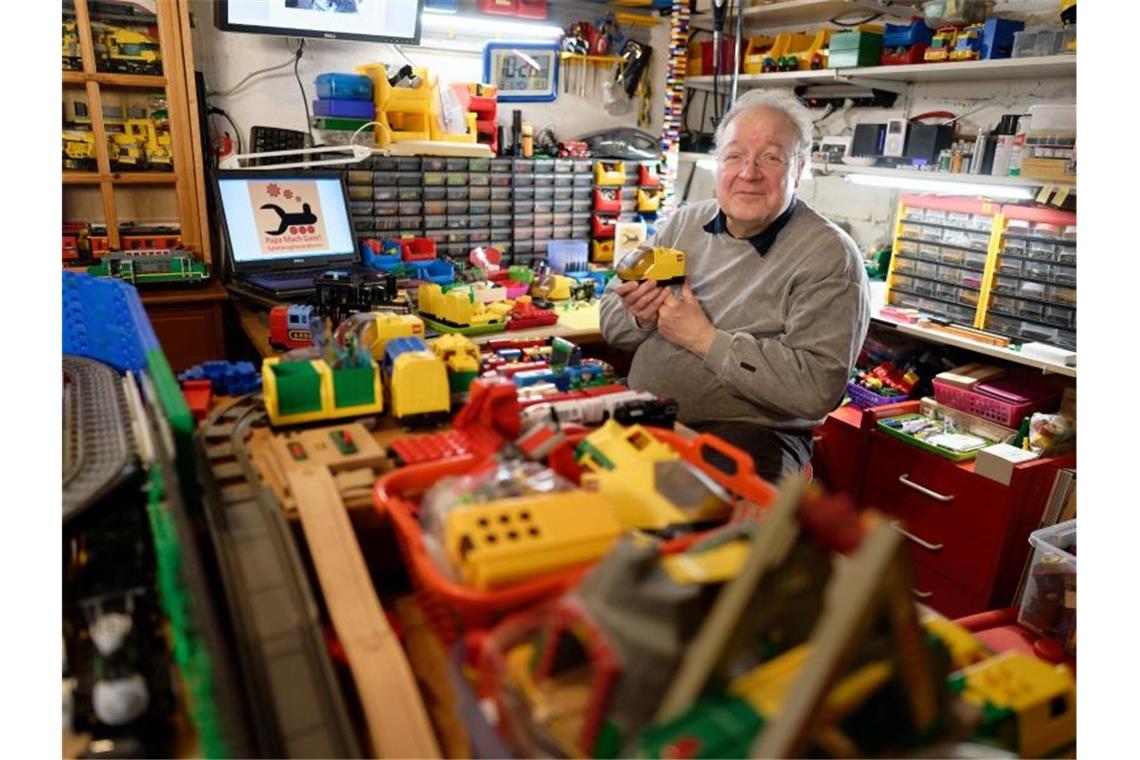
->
[315, 72, 373, 101]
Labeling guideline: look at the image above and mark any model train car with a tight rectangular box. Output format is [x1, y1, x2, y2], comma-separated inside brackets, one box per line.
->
[615, 245, 686, 284]
[315, 269, 402, 325]
[87, 249, 207, 285]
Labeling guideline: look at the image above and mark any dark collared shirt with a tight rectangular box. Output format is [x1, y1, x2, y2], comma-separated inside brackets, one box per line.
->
[702, 197, 798, 256]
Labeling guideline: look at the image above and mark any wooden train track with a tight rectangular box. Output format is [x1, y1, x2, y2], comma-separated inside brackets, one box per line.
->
[289, 466, 441, 759]
[198, 394, 361, 758]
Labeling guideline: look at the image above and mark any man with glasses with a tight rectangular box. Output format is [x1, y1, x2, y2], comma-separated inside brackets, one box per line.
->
[599, 90, 870, 481]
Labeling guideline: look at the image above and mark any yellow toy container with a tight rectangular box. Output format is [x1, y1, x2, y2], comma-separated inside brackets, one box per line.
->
[743, 35, 776, 74]
[594, 160, 626, 186]
[592, 239, 615, 264]
[687, 40, 704, 76]
[445, 491, 622, 589]
[356, 63, 436, 147]
[637, 187, 662, 213]
[430, 111, 478, 144]
[261, 357, 383, 427]
[767, 32, 816, 69]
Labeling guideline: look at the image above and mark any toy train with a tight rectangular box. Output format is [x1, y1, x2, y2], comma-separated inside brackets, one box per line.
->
[63, 223, 182, 263]
[63, 117, 173, 172]
[86, 249, 207, 285]
[615, 245, 686, 284]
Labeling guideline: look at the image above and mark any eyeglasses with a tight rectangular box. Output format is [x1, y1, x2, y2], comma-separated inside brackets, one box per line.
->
[717, 151, 795, 172]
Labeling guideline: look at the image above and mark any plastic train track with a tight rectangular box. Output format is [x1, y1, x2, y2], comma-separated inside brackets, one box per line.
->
[63, 355, 137, 521]
[197, 393, 361, 758]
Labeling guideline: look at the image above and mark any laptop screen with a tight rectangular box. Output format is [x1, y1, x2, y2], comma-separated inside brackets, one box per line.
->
[216, 170, 357, 270]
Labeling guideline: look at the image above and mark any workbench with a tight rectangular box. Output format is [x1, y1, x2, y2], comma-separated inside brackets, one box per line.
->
[232, 299, 604, 359]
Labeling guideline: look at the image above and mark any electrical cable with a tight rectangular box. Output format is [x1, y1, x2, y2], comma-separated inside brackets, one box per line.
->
[205, 55, 298, 98]
[828, 12, 883, 27]
[208, 106, 242, 155]
[293, 38, 314, 147]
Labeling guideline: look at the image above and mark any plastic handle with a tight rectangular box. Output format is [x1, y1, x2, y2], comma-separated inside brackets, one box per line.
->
[912, 588, 934, 599]
[812, 435, 824, 443]
[898, 474, 955, 503]
[889, 520, 944, 552]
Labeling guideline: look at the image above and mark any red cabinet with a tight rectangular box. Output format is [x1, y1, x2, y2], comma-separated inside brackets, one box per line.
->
[860, 429, 1074, 619]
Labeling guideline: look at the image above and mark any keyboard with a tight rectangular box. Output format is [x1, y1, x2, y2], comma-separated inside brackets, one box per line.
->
[249, 126, 308, 166]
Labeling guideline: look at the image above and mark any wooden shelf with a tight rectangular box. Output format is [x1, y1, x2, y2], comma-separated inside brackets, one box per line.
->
[685, 55, 1076, 91]
[63, 171, 179, 185]
[62, 70, 167, 87]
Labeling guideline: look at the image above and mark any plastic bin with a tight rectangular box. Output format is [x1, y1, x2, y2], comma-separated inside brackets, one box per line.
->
[1017, 519, 1075, 653]
[932, 377, 1060, 426]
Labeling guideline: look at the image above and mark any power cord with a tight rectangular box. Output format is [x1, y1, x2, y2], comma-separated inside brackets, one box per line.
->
[207, 105, 242, 155]
[292, 38, 314, 147]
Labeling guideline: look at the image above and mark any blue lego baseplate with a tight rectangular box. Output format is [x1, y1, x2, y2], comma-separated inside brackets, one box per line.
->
[63, 271, 159, 372]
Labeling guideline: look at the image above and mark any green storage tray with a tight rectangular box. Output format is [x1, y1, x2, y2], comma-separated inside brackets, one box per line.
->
[421, 315, 507, 337]
[876, 413, 992, 462]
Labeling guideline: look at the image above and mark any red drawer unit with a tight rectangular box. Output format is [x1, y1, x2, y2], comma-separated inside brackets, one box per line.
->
[593, 187, 623, 214]
[591, 214, 617, 239]
[811, 405, 867, 499]
[859, 427, 1074, 619]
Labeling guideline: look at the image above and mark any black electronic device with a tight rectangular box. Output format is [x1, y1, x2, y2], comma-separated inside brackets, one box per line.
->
[215, 169, 369, 300]
[249, 126, 308, 166]
[851, 123, 886, 157]
[214, 0, 424, 46]
[904, 124, 956, 167]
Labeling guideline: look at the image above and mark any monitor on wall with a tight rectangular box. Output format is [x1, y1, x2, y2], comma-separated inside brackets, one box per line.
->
[215, 0, 424, 46]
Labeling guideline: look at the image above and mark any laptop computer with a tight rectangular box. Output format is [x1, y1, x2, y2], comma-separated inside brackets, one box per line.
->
[215, 169, 367, 300]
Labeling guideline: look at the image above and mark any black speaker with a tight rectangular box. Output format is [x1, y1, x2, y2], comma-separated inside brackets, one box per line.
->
[904, 124, 955, 166]
[852, 123, 885, 157]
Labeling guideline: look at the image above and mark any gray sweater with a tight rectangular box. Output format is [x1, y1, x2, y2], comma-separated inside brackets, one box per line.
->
[599, 198, 870, 431]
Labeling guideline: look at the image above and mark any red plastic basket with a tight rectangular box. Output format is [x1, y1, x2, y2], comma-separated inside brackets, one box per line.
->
[846, 380, 911, 409]
[931, 378, 1058, 426]
[372, 427, 777, 644]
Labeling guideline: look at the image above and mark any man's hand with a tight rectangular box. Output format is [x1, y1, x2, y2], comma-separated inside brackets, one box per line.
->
[658, 280, 716, 357]
[614, 279, 670, 328]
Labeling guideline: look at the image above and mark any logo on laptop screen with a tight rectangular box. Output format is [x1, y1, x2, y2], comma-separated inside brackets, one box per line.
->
[250, 180, 329, 255]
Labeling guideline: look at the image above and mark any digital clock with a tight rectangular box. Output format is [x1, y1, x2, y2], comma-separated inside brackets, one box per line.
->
[483, 41, 560, 102]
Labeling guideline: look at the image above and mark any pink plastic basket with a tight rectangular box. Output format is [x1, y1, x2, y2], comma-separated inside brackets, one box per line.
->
[932, 378, 1058, 426]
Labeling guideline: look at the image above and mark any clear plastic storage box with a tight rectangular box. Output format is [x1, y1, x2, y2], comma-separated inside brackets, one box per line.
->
[1017, 519, 1076, 653]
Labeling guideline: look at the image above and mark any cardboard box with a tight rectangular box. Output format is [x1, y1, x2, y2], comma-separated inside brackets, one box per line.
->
[935, 362, 1006, 390]
[975, 443, 1039, 485]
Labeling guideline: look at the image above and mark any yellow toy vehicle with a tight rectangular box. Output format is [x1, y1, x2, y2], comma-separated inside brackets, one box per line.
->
[383, 337, 452, 421]
[431, 333, 481, 393]
[575, 420, 731, 532]
[96, 25, 162, 74]
[615, 245, 686, 284]
[530, 271, 575, 301]
[418, 283, 508, 334]
[62, 130, 98, 170]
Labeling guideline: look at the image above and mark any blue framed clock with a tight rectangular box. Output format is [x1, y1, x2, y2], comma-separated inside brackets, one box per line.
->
[483, 41, 560, 102]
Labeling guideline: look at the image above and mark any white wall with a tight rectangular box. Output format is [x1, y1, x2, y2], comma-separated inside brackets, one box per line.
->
[187, 0, 670, 152]
[679, 73, 1076, 251]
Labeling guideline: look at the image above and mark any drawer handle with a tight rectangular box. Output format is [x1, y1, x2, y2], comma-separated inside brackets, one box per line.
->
[890, 521, 944, 552]
[912, 588, 934, 599]
[898, 474, 955, 503]
[812, 435, 824, 443]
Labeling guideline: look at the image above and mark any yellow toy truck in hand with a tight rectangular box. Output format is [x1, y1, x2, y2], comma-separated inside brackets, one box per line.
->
[615, 245, 686, 285]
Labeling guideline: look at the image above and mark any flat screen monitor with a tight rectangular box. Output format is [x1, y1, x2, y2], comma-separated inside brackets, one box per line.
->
[215, 170, 358, 271]
[215, 0, 424, 46]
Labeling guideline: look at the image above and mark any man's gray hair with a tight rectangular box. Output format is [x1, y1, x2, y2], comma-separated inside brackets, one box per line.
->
[713, 90, 813, 162]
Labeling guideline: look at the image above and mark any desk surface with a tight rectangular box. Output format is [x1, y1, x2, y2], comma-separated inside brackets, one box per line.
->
[234, 300, 604, 359]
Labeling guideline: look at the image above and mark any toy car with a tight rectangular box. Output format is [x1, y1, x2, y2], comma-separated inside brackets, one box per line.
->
[615, 246, 686, 284]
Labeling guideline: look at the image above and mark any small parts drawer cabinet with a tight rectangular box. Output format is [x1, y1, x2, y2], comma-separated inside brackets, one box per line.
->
[859, 430, 1074, 619]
